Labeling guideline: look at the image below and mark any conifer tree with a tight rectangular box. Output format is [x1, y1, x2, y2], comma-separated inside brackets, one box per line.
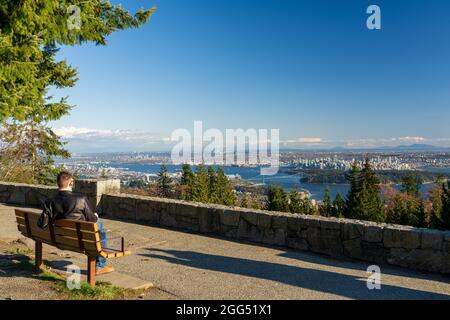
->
[0, 1, 156, 120]
[0, 1, 156, 182]
[215, 166, 236, 206]
[417, 200, 427, 228]
[207, 166, 219, 203]
[401, 172, 422, 198]
[332, 193, 346, 218]
[180, 164, 195, 200]
[440, 182, 450, 230]
[346, 158, 385, 223]
[157, 165, 172, 198]
[191, 165, 209, 203]
[319, 188, 333, 217]
[345, 162, 362, 219]
[267, 185, 289, 212]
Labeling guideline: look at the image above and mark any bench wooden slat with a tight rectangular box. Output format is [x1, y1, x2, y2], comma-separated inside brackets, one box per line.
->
[56, 243, 101, 256]
[17, 223, 54, 243]
[53, 234, 101, 252]
[54, 219, 98, 232]
[53, 226, 99, 242]
[100, 249, 132, 259]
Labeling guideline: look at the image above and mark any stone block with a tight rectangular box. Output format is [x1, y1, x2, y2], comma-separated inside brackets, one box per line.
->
[286, 235, 309, 251]
[96, 179, 120, 195]
[177, 203, 200, 219]
[199, 207, 220, 233]
[421, 230, 444, 250]
[343, 238, 362, 260]
[363, 225, 384, 243]
[220, 209, 240, 227]
[387, 248, 443, 273]
[360, 241, 388, 264]
[307, 227, 343, 257]
[272, 215, 288, 230]
[443, 231, 450, 242]
[258, 213, 272, 229]
[136, 199, 161, 224]
[237, 219, 263, 242]
[176, 215, 200, 232]
[320, 219, 341, 230]
[116, 196, 136, 220]
[9, 186, 27, 205]
[442, 254, 450, 274]
[240, 210, 258, 226]
[383, 227, 421, 249]
[443, 241, 450, 254]
[220, 224, 238, 238]
[341, 222, 363, 241]
[304, 216, 321, 228]
[262, 228, 286, 246]
[160, 210, 178, 228]
[287, 216, 301, 231]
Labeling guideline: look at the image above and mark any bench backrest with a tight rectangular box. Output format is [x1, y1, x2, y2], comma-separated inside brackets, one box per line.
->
[15, 209, 102, 257]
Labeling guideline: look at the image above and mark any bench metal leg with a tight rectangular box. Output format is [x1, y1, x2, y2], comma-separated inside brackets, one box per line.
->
[87, 256, 96, 286]
[35, 241, 42, 270]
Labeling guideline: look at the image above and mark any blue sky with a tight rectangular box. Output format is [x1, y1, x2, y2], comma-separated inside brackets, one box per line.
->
[51, 0, 450, 152]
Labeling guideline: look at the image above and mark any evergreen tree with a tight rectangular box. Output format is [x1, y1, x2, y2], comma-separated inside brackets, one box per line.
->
[0, 1, 156, 120]
[288, 191, 316, 215]
[215, 166, 236, 206]
[207, 166, 219, 203]
[441, 182, 450, 230]
[0, 1, 156, 182]
[267, 185, 289, 212]
[157, 165, 172, 197]
[180, 164, 194, 200]
[319, 188, 333, 217]
[332, 193, 346, 218]
[191, 165, 209, 203]
[429, 180, 444, 229]
[346, 158, 385, 223]
[345, 162, 362, 219]
[401, 172, 422, 198]
[181, 164, 194, 185]
[417, 200, 427, 228]
[0, 44, 75, 184]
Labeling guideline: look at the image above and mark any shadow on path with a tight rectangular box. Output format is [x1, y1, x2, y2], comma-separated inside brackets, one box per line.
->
[140, 248, 450, 300]
[277, 251, 450, 284]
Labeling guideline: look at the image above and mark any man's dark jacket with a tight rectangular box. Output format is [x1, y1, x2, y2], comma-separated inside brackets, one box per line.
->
[38, 191, 98, 229]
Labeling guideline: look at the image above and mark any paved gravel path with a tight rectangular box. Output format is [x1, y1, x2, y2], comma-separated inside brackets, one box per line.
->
[1, 204, 449, 300]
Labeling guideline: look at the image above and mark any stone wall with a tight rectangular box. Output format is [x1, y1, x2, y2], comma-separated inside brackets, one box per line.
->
[0, 180, 449, 275]
[0, 179, 120, 211]
[102, 193, 450, 275]
[0, 182, 58, 207]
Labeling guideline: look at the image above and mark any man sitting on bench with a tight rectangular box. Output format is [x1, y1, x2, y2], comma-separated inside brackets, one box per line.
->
[39, 171, 114, 275]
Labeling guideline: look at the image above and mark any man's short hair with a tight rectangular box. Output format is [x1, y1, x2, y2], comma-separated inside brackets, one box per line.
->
[57, 171, 73, 189]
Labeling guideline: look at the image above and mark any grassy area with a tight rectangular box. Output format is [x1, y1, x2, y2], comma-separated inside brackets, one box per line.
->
[3, 251, 141, 300]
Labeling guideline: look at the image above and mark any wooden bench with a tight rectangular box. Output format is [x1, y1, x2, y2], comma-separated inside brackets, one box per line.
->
[15, 209, 131, 286]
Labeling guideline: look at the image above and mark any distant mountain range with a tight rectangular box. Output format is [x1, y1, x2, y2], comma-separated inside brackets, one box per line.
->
[282, 144, 450, 152]
[376, 144, 445, 151]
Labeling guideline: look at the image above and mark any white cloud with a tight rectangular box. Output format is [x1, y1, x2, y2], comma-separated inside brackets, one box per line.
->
[282, 137, 322, 144]
[53, 127, 171, 152]
[390, 136, 426, 143]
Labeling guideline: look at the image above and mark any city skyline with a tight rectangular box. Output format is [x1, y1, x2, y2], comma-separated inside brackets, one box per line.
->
[49, 0, 450, 152]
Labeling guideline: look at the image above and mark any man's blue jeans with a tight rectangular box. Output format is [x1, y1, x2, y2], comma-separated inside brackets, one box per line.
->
[96, 219, 107, 269]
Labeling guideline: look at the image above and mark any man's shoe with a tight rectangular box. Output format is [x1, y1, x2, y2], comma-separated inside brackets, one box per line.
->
[96, 267, 115, 275]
